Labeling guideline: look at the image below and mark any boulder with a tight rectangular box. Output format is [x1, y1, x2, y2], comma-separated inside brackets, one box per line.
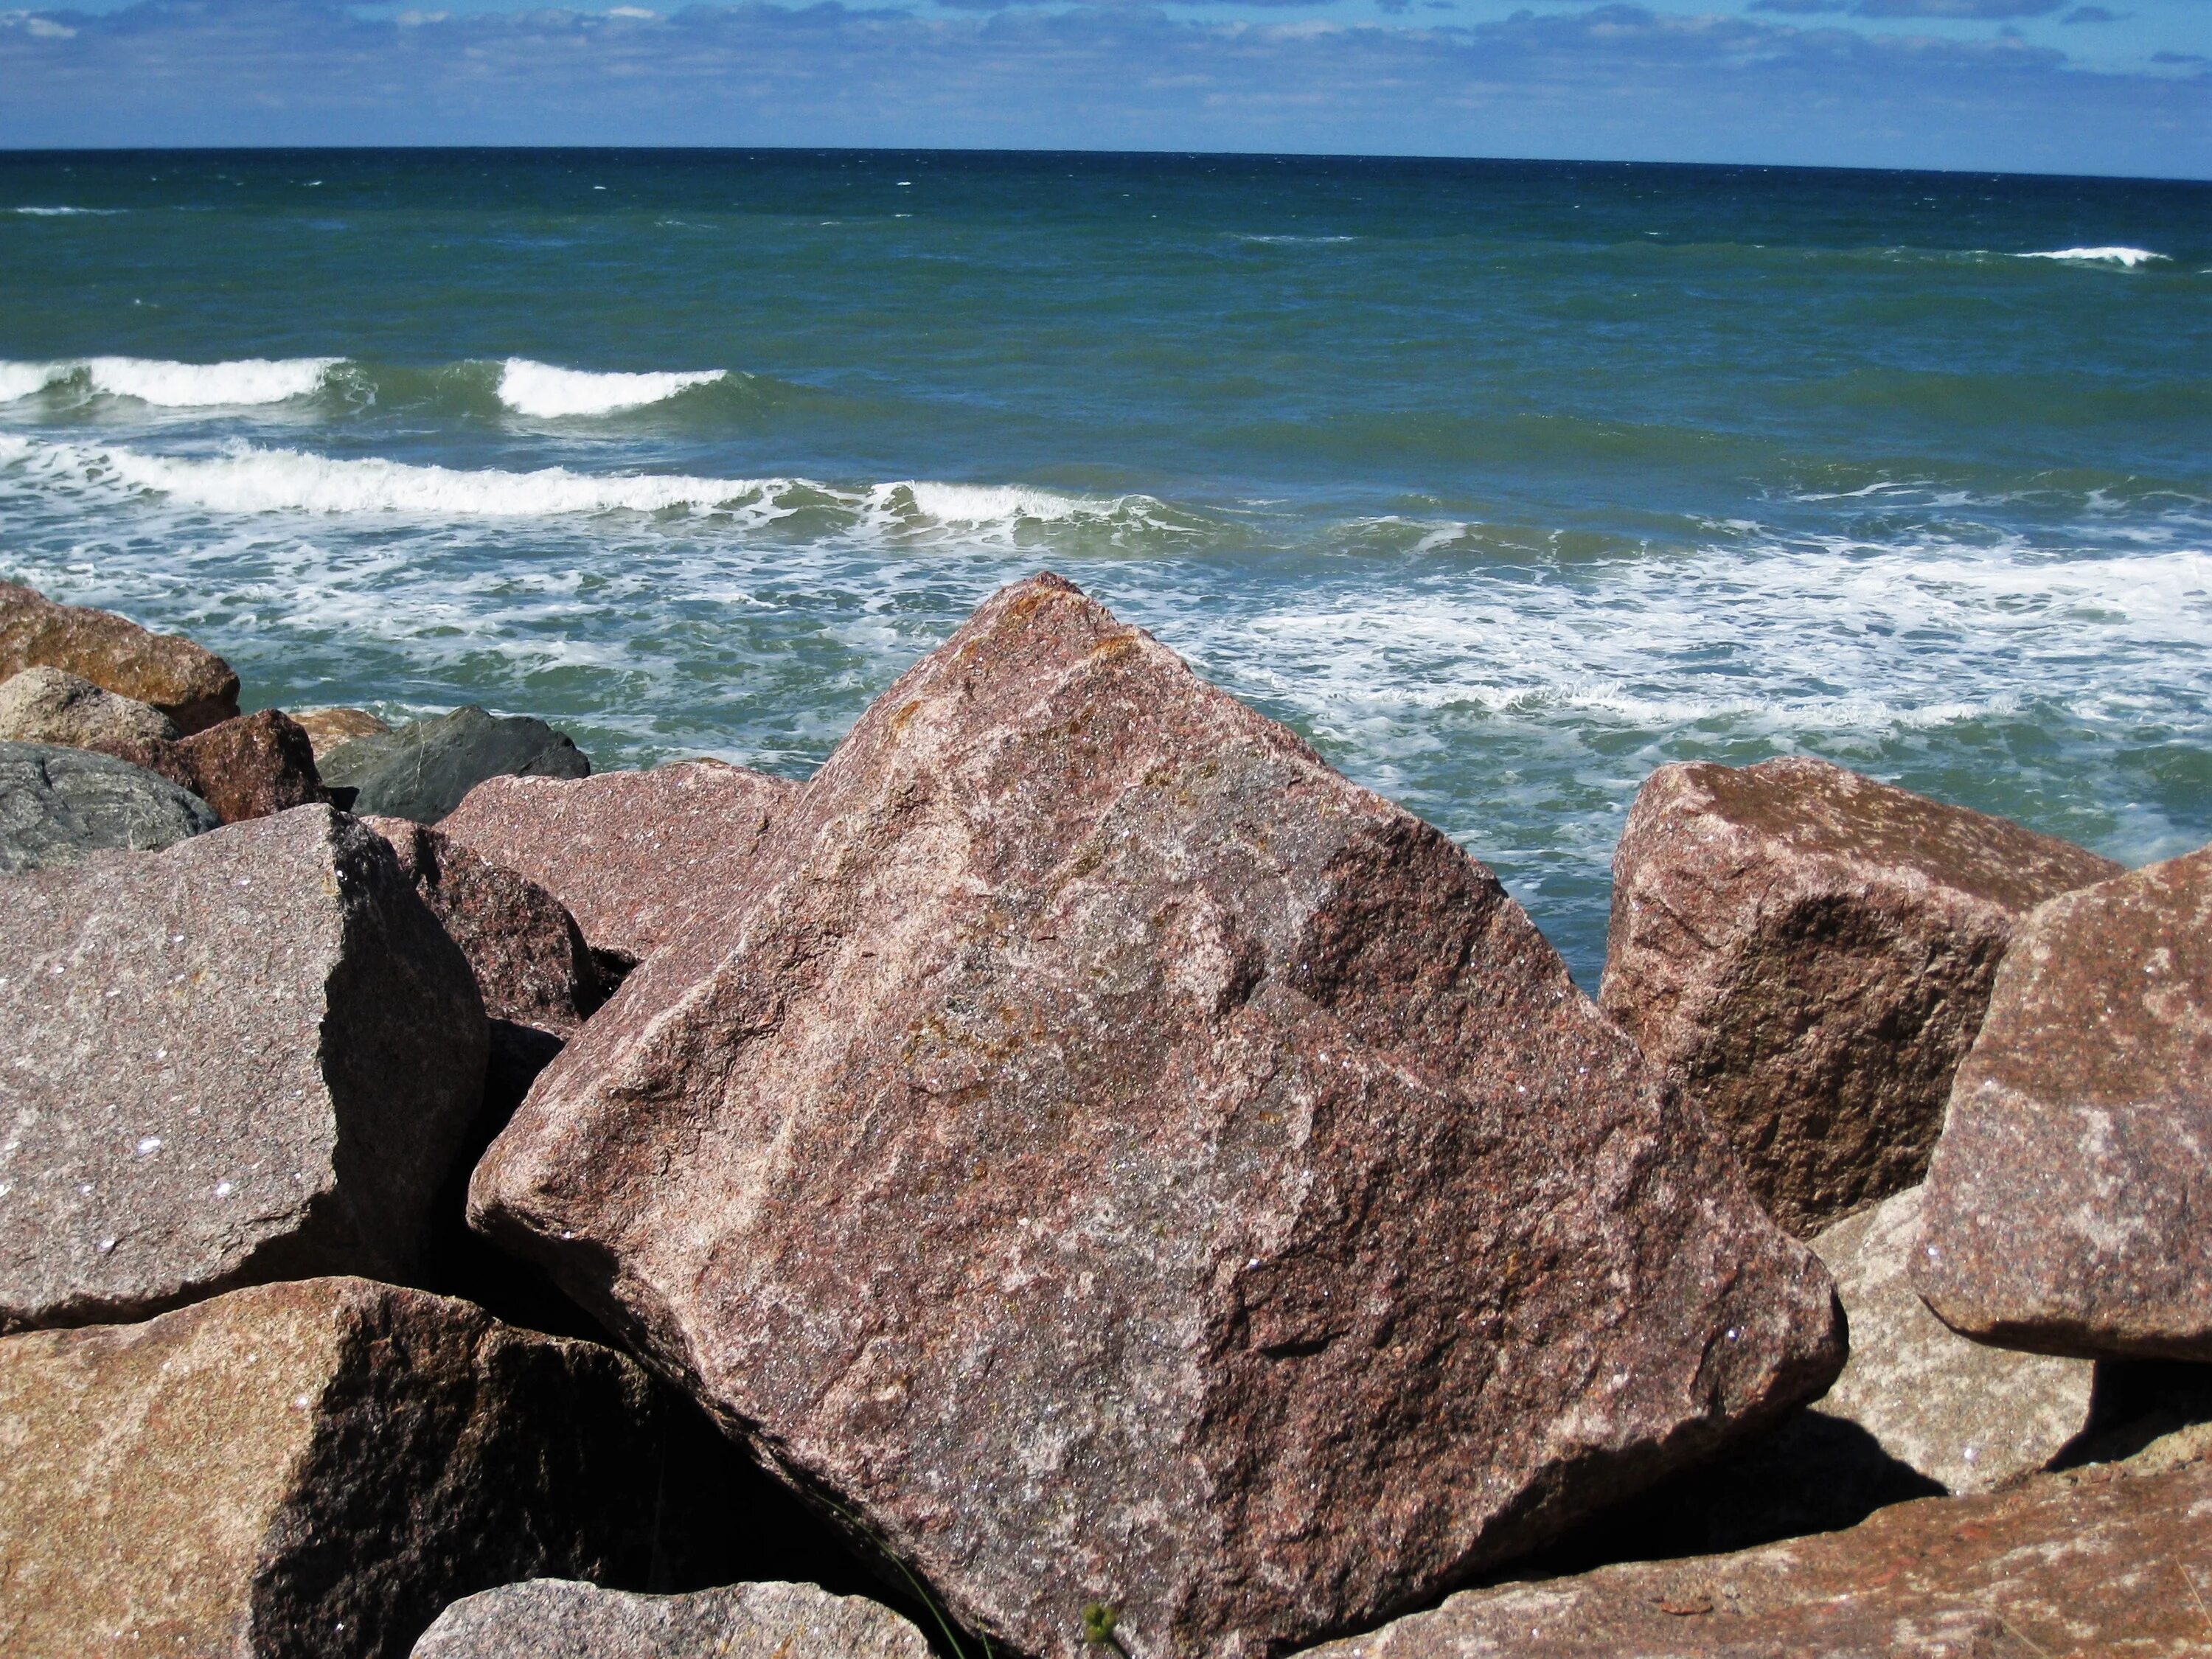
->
[1296, 1431, 2212, 1659]
[0, 805, 487, 1332]
[411, 1579, 932, 1659]
[321, 706, 591, 824]
[295, 705, 393, 758]
[0, 665, 179, 747]
[439, 762, 798, 967]
[0, 579, 240, 734]
[1809, 1184, 2093, 1492]
[1599, 757, 2122, 1236]
[1916, 846, 2212, 1361]
[0, 739, 218, 874]
[472, 574, 1843, 1659]
[0, 1277, 661, 1659]
[106, 707, 329, 824]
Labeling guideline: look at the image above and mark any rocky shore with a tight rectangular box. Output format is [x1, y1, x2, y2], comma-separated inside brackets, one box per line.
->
[1, 571, 2205, 1659]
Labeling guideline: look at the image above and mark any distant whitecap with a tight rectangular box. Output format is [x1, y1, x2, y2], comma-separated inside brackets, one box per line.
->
[2014, 246, 2168, 268]
[495, 358, 727, 418]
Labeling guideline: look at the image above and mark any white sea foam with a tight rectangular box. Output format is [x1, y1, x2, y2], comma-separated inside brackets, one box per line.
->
[11, 206, 125, 216]
[495, 358, 726, 417]
[0, 356, 341, 406]
[2014, 247, 2168, 268]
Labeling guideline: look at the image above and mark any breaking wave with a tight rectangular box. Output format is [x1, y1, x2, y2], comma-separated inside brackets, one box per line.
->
[495, 358, 728, 418]
[2014, 247, 2168, 268]
[0, 356, 341, 407]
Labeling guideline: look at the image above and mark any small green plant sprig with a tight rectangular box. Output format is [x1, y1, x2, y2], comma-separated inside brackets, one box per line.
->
[1081, 1601, 1133, 1658]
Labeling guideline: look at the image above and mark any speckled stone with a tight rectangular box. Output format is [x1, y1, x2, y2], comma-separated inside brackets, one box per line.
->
[0, 1277, 661, 1659]
[411, 1579, 931, 1659]
[473, 573, 1843, 1659]
[0, 580, 240, 734]
[1600, 757, 2121, 1236]
[321, 706, 591, 824]
[1916, 845, 2212, 1361]
[438, 762, 796, 966]
[0, 805, 487, 1332]
[294, 706, 392, 758]
[1295, 1433, 2212, 1659]
[0, 740, 218, 874]
[105, 708, 329, 824]
[0, 666, 179, 748]
[1809, 1185, 2093, 1492]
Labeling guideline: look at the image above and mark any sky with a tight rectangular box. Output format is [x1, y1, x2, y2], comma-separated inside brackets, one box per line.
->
[0, 0, 2206, 173]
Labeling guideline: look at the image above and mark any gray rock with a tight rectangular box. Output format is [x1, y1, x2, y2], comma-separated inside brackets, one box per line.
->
[0, 739, 218, 874]
[411, 1579, 933, 1659]
[0, 665, 180, 747]
[321, 705, 591, 824]
[1916, 844, 2212, 1361]
[1809, 1185, 2093, 1493]
[0, 804, 487, 1332]
[0, 1277, 663, 1659]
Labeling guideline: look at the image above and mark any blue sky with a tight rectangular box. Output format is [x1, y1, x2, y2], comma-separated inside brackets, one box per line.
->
[0, 0, 2205, 173]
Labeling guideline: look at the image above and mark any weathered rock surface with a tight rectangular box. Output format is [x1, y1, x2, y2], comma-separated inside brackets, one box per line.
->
[0, 665, 180, 747]
[411, 1579, 933, 1659]
[0, 579, 240, 734]
[295, 705, 392, 757]
[0, 739, 218, 873]
[107, 707, 329, 824]
[1809, 1184, 2093, 1492]
[1298, 1432, 2212, 1659]
[1599, 757, 2122, 1236]
[1916, 846, 2212, 1361]
[321, 705, 591, 824]
[0, 805, 487, 1332]
[439, 761, 797, 964]
[473, 574, 1843, 1659]
[0, 1277, 661, 1659]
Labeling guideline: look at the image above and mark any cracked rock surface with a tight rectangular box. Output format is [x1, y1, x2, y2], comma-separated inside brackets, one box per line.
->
[0, 739, 218, 873]
[473, 573, 1843, 1659]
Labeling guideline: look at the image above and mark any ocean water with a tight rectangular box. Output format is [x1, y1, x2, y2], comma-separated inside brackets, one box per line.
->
[3, 149, 2208, 986]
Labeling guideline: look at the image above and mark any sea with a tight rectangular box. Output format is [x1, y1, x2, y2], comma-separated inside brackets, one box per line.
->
[3, 148, 2207, 987]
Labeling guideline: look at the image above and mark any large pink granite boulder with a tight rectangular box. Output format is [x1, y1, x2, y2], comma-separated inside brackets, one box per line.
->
[471, 574, 1843, 1659]
[1916, 846, 2212, 1361]
[1600, 757, 2121, 1235]
[439, 761, 797, 967]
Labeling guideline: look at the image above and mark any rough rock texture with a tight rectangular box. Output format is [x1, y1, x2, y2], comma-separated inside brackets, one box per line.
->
[1809, 1184, 2092, 1492]
[105, 708, 330, 825]
[0, 805, 487, 1332]
[0, 739, 218, 873]
[1599, 757, 2122, 1236]
[1298, 1432, 2212, 1659]
[0, 1277, 661, 1659]
[1916, 846, 2212, 1361]
[473, 574, 1844, 1659]
[0, 579, 240, 733]
[362, 815, 601, 1043]
[321, 706, 591, 824]
[0, 665, 180, 747]
[411, 1579, 933, 1659]
[294, 706, 392, 757]
[439, 761, 798, 965]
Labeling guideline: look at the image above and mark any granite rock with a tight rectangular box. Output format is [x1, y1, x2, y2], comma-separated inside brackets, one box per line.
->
[0, 739, 218, 874]
[294, 706, 393, 758]
[0, 805, 487, 1332]
[1809, 1184, 2093, 1492]
[0, 1277, 661, 1659]
[473, 574, 1843, 1659]
[107, 708, 329, 824]
[1298, 1433, 2212, 1659]
[1916, 846, 2212, 1361]
[1599, 757, 2122, 1235]
[321, 706, 591, 824]
[0, 579, 240, 734]
[411, 1579, 932, 1659]
[439, 761, 797, 965]
[0, 665, 180, 747]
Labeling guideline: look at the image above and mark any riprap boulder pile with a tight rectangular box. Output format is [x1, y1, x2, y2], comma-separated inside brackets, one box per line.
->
[473, 574, 1843, 1659]
[1600, 756, 2121, 1235]
[1917, 845, 2212, 1361]
[0, 805, 487, 1332]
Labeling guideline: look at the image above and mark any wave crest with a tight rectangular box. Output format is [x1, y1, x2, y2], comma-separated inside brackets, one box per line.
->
[2014, 246, 2168, 268]
[0, 355, 341, 407]
[496, 358, 727, 417]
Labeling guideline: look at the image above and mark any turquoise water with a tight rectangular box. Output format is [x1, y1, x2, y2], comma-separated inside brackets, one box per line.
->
[3, 149, 2208, 984]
